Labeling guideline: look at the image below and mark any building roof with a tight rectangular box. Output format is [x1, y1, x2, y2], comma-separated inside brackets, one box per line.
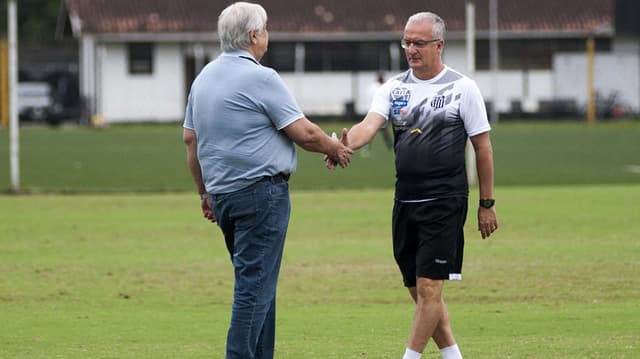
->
[61, 0, 614, 38]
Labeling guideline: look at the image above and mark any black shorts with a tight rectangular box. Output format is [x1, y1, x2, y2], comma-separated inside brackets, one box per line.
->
[392, 197, 468, 287]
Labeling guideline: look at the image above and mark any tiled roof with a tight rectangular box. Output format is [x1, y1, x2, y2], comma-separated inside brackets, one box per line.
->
[62, 0, 614, 36]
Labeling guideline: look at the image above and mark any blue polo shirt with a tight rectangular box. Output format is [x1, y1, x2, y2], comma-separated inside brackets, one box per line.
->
[184, 50, 304, 194]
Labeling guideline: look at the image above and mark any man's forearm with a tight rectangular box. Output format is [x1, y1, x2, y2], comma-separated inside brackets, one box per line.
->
[475, 147, 494, 199]
[347, 121, 378, 150]
[184, 128, 206, 194]
[345, 112, 387, 150]
[188, 151, 206, 194]
[292, 122, 339, 155]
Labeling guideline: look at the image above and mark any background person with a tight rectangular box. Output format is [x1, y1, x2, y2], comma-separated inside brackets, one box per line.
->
[361, 72, 393, 155]
[328, 11, 498, 359]
[183, 2, 352, 358]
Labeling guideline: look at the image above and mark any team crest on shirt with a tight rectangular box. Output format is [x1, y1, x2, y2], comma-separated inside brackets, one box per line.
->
[390, 87, 410, 116]
[431, 95, 446, 109]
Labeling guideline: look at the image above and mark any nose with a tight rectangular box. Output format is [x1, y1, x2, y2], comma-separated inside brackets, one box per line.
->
[405, 45, 419, 54]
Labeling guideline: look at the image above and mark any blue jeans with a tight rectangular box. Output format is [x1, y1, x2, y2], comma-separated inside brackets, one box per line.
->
[211, 176, 290, 359]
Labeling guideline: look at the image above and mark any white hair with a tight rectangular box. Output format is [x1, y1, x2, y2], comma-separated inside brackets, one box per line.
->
[218, 2, 268, 52]
[406, 12, 446, 39]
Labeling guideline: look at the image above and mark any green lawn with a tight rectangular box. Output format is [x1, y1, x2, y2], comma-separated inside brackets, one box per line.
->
[1, 185, 639, 358]
[1, 121, 639, 357]
[0, 121, 639, 192]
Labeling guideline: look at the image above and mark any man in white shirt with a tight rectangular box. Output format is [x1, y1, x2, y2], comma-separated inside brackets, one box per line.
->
[328, 12, 498, 359]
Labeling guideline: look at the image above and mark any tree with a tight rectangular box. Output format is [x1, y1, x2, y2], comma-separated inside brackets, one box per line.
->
[0, 0, 61, 45]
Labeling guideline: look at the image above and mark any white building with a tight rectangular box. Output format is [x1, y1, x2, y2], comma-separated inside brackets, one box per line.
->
[57, 0, 638, 123]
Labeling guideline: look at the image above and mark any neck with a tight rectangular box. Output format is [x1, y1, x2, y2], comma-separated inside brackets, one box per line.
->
[245, 46, 261, 62]
[412, 63, 445, 80]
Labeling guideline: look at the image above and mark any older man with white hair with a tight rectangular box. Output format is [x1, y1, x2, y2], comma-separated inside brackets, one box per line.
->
[183, 2, 352, 358]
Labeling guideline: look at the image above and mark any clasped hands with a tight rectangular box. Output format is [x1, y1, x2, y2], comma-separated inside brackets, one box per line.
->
[325, 128, 351, 170]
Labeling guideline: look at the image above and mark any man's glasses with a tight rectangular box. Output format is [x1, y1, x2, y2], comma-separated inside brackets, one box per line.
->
[400, 38, 440, 49]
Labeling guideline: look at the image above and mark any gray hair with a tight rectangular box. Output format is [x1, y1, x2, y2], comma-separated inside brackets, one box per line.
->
[406, 12, 446, 40]
[218, 2, 268, 52]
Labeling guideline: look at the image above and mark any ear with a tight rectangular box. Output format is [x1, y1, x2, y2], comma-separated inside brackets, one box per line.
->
[249, 30, 257, 45]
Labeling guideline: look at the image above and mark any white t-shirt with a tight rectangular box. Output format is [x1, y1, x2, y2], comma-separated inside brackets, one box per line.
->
[370, 66, 490, 201]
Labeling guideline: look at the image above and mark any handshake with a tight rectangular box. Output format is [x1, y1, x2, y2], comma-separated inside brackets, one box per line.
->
[325, 128, 351, 170]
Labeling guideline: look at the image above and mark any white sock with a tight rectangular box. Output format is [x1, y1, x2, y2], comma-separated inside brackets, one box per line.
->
[440, 344, 463, 359]
[402, 348, 422, 359]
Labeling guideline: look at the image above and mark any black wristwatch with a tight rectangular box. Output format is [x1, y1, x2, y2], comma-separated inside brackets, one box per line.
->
[479, 199, 495, 209]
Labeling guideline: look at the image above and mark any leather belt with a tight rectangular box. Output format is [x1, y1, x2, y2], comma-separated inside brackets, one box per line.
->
[260, 173, 290, 183]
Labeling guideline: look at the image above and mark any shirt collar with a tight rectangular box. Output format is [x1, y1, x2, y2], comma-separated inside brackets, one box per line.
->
[222, 49, 260, 65]
[409, 65, 449, 83]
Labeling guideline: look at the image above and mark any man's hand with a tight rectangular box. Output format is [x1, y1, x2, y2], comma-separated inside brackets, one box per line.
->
[201, 196, 216, 223]
[478, 207, 498, 239]
[326, 128, 349, 170]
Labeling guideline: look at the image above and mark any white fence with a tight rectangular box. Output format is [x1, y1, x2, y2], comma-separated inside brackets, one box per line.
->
[554, 52, 640, 114]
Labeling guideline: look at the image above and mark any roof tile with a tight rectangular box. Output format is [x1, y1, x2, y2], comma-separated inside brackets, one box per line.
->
[63, 0, 614, 35]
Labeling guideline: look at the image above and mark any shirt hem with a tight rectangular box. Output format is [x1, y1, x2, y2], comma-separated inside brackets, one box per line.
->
[276, 114, 305, 130]
[467, 126, 491, 137]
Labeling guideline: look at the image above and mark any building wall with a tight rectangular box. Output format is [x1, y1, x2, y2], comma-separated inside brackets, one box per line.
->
[474, 70, 553, 113]
[99, 43, 185, 123]
[553, 52, 640, 112]
[91, 40, 572, 122]
[281, 38, 553, 117]
[281, 69, 552, 117]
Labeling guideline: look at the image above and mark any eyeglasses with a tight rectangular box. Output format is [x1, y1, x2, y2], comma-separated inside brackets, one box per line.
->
[400, 38, 440, 49]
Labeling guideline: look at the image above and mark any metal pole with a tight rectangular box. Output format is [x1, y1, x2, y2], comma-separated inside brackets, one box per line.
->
[489, 0, 499, 123]
[9, 0, 19, 192]
[389, 42, 400, 72]
[466, 1, 476, 76]
[466, 0, 477, 185]
[0, 40, 8, 128]
[586, 36, 596, 124]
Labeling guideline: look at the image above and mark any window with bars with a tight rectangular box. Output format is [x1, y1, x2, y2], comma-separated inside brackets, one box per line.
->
[128, 43, 154, 75]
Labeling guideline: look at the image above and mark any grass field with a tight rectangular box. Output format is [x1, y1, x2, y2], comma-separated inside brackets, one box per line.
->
[0, 185, 639, 358]
[0, 121, 639, 192]
[1, 121, 639, 358]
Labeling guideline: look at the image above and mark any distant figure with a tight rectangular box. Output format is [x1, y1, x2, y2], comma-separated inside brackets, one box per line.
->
[366, 72, 387, 103]
[361, 73, 393, 157]
[370, 73, 394, 150]
[327, 12, 498, 359]
[182, 2, 352, 358]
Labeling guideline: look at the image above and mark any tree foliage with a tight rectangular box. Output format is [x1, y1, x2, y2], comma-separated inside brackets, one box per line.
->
[0, 0, 61, 45]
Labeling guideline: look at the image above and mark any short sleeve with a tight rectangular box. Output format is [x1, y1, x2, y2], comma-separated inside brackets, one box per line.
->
[369, 80, 394, 120]
[459, 79, 491, 136]
[257, 71, 304, 130]
[183, 92, 194, 129]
